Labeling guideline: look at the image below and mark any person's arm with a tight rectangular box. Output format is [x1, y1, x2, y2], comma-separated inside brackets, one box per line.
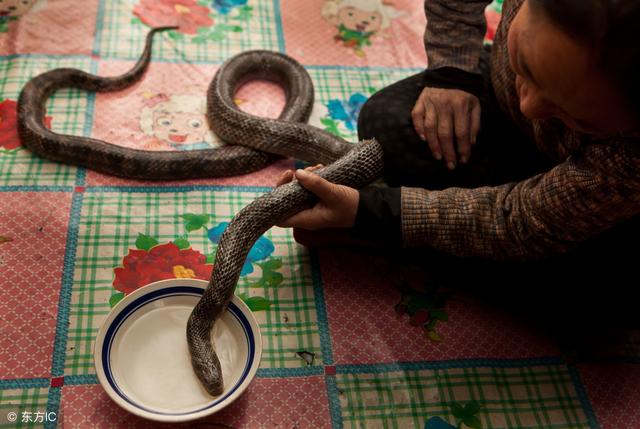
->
[291, 140, 640, 260]
[424, 0, 493, 73]
[352, 187, 402, 246]
[399, 140, 640, 259]
[414, 0, 493, 169]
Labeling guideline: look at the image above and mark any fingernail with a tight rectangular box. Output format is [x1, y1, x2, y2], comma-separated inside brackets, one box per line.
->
[460, 156, 467, 164]
[434, 152, 442, 161]
[419, 134, 426, 141]
[296, 169, 309, 177]
[447, 161, 456, 170]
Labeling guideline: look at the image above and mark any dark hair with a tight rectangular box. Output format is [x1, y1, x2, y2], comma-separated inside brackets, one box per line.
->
[530, 0, 640, 116]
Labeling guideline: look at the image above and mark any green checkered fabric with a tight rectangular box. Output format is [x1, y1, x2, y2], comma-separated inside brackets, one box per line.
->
[0, 57, 91, 186]
[0, 149, 77, 187]
[98, 0, 280, 62]
[2, 1, 630, 427]
[310, 68, 416, 106]
[0, 388, 50, 429]
[65, 189, 322, 375]
[337, 365, 590, 429]
[309, 68, 418, 142]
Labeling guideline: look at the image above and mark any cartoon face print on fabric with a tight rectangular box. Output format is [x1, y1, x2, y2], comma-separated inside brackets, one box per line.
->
[0, 0, 46, 32]
[0, 0, 39, 17]
[139, 93, 224, 151]
[320, 0, 403, 57]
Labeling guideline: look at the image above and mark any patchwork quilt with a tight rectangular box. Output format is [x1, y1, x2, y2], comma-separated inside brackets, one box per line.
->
[0, 0, 638, 427]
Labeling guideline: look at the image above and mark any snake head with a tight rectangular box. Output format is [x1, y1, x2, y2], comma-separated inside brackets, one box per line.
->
[190, 352, 224, 397]
[187, 315, 225, 396]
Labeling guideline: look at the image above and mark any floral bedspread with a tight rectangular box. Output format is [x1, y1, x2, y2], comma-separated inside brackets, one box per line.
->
[0, 0, 638, 428]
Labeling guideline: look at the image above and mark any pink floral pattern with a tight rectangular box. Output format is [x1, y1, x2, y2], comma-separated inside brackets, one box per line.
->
[133, 0, 214, 35]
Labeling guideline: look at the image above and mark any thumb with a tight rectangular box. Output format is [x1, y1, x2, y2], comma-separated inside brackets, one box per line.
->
[277, 210, 318, 230]
[295, 169, 336, 201]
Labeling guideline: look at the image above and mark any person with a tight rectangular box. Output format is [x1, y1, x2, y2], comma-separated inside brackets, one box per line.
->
[277, 0, 640, 333]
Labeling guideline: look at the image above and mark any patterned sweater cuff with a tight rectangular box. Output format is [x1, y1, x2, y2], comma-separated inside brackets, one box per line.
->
[422, 67, 484, 98]
[400, 187, 436, 248]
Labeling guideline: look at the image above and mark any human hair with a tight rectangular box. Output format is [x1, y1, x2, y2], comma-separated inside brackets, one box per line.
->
[529, 0, 640, 116]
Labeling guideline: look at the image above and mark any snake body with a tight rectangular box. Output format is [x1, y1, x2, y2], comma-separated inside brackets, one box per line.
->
[17, 28, 384, 396]
[18, 27, 280, 180]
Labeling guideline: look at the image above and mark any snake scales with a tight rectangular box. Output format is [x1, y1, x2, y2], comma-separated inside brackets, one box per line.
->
[18, 27, 384, 396]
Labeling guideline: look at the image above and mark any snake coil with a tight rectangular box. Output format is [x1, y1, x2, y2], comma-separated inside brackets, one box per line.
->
[17, 28, 384, 396]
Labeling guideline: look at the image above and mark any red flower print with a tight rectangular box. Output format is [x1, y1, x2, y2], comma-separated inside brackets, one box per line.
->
[113, 242, 213, 294]
[0, 99, 52, 151]
[133, 0, 214, 35]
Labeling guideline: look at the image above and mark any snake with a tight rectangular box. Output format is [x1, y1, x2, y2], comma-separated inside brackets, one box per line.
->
[17, 27, 384, 396]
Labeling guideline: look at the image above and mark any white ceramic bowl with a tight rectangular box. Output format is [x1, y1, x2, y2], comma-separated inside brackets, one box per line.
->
[94, 278, 262, 422]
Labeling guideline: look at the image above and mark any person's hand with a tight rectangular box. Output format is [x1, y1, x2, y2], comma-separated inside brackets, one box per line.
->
[411, 87, 481, 170]
[275, 164, 359, 230]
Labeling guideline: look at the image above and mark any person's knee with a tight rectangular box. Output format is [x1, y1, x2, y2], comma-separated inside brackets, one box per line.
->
[358, 73, 424, 142]
[357, 90, 389, 141]
[359, 95, 416, 144]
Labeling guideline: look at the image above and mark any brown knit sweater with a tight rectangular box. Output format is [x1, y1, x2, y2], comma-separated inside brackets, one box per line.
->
[402, 0, 640, 259]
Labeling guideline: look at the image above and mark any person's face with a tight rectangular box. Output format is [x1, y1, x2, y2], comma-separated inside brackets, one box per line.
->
[507, 0, 635, 135]
[152, 110, 208, 145]
[337, 6, 382, 33]
[0, 0, 36, 17]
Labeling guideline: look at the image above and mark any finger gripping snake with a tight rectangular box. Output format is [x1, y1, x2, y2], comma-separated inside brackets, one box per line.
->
[17, 28, 384, 396]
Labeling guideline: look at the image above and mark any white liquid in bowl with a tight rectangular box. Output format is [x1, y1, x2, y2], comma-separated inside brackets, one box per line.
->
[110, 298, 247, 413]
